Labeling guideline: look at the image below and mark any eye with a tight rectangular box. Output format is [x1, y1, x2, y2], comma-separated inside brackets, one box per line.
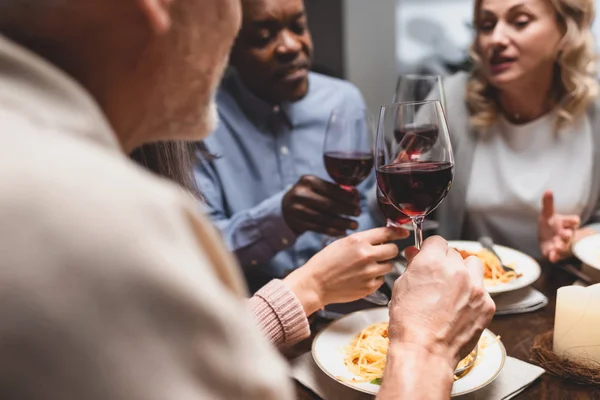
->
[291, 19, 307, 35]
[513, 16, 531, 29]
[250, 28, 275, 47]
[478, 20, 495, 32]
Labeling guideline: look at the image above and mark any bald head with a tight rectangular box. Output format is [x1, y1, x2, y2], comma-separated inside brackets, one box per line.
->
[0, 0, 242, 151]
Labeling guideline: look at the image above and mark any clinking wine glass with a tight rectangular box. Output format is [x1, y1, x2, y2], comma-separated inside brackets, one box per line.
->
[323, 109, 374, 239]
[323, 109, 389, 306]
[376, 186, 412, 228]
[375, 100, 454, 250]
[394, 74, 447, 110]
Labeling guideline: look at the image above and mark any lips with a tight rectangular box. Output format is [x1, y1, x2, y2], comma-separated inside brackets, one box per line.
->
[489, 54, 516, 73]
[275, 63, 310, 82]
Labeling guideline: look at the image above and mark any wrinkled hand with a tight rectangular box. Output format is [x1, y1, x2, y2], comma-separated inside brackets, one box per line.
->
[388, 236, 495, 370]
[282, 175, 361, 236]
[285, 227, 409, 314]
[539, 191, 580, 263]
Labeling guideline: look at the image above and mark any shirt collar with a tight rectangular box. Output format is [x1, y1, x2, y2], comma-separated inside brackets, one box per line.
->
[224, 69, 294, 131]
[0, 34, 121, 152]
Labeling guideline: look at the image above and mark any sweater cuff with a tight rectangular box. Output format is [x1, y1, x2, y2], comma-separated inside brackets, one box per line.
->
[249, 279, 310, 348]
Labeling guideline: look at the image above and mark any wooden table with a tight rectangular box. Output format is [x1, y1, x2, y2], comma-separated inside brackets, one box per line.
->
[290, 261, 600, 400]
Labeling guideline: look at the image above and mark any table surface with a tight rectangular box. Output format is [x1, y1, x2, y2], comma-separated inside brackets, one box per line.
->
[288, 262, 600, 400]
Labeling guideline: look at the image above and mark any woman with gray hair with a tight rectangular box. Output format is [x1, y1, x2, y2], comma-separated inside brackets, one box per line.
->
[437, 0, 600, 262]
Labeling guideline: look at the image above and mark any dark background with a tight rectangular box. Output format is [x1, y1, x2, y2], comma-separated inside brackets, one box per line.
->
[305, 0, 345, 79]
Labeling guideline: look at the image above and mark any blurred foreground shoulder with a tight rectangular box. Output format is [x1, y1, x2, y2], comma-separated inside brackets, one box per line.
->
[0, 117, 294, 400]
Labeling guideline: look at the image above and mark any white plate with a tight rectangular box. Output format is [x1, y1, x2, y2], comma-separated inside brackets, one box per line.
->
[448, 240, 541, 295]
[573, 234, 600, 270]
[312, 307, 506, 397]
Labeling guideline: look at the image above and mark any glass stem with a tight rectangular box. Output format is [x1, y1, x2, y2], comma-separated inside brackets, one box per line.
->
[412, 216, 424, 250]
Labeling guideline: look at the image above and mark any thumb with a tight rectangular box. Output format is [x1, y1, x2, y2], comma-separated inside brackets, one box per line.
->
[541, 190, 555, 219]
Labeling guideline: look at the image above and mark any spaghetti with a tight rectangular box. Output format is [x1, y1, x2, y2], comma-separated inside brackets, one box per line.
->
[343, 322, 389, 383]
[343, 322, 480, 384]
[455, 248, 522, 285]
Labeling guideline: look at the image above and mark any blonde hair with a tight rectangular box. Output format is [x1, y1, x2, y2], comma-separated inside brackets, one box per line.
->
[467, 0, 598, 130]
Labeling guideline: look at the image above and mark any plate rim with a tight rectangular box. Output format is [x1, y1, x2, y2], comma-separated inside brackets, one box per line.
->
[311, 307, 507, 397]
[572, 234, 600, 271]
[447, 240, 541, 295]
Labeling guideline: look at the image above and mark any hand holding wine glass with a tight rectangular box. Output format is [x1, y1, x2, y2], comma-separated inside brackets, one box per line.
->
[322, 109, 374, 237]
[282, 175, 360, 237]
[376, 101, 454, 249]
[323, 109, 393, 306]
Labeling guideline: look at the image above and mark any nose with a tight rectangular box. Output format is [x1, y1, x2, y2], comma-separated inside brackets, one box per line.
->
[275, 30, 302, 58]
[490, 23, 510, 48]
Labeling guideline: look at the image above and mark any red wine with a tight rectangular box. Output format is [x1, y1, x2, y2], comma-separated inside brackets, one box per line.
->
[394, 124, 439, 155]
[324, 151, 374, 187]
[377, 191, 411, 225]
[377, 161, 453, 217]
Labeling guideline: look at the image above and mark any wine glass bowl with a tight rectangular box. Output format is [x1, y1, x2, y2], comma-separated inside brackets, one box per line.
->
[375, 100, 454, 249]
[394, 74, 447, 110]
[323, 108, 374, 201]
[323, 151, 374, 189]
[376, 187, 412, 227]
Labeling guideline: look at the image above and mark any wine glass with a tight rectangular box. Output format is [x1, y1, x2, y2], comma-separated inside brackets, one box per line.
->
[376, 186, 412, 228]
[375, 100, 454, 249]
[323, 110, 374, 192]
[323, 109, 389, 306]
[394, 74, 447, 110]
[323, 109, 374, 241]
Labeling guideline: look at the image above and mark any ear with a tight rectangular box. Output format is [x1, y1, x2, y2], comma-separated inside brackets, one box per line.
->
[136, 0, 174, 35]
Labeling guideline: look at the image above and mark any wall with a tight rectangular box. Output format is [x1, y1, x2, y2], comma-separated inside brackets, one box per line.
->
[343, 0, 398, 115]
[305, 0, 345, 78]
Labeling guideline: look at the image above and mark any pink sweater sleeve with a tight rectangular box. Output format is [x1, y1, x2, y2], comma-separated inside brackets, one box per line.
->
[248, 279, 311, 349]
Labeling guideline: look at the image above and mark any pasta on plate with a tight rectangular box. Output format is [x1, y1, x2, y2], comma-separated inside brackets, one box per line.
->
[343, 322, 478, 385]
[455, 248, 522, 286]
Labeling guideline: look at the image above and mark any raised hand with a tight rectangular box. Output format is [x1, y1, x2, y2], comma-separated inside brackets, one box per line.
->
[539, 191, 580, 263]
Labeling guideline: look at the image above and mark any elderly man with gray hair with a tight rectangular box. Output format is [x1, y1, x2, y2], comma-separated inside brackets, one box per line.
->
[0, 1, 494, 399]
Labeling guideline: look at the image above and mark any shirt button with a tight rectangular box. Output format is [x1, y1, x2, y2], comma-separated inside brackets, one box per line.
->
[282, 237, 289, 246]
[273, 105, 280, 113]
[280, 145, 289, 155]
[251, 260, 258, 266]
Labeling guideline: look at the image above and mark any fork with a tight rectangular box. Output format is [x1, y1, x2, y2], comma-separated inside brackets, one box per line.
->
[478, 236, 516, 273]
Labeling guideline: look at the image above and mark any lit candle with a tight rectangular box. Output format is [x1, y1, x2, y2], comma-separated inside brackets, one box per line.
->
[553, 284, 600, 365]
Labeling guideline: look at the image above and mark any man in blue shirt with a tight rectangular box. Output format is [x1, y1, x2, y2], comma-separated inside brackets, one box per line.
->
[195, 0, 378, 291]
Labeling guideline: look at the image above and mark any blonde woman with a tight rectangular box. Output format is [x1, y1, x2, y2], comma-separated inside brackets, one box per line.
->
[437, 0, 600, 262]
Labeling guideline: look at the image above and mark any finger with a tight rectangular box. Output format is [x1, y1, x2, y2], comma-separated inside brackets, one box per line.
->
[354, 226, 410, 245]
[541, 191, 554, 219]
[367, 261, 395, 278]
[370, 243, 400, 261]
[368, 275, 386, 292]
[419, 235, 449, 256]
[293, 204, 358, 231]
[464, 255, 485, 288]
[300, 190, 359, 217]
[561, 216, 580, 229]
[405, 246, 419, 263]
[559, 229, 574, 242]
[308, 177, 360, 207]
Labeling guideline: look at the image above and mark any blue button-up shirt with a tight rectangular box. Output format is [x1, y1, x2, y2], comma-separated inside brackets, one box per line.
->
[195, 71, 378, 279]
